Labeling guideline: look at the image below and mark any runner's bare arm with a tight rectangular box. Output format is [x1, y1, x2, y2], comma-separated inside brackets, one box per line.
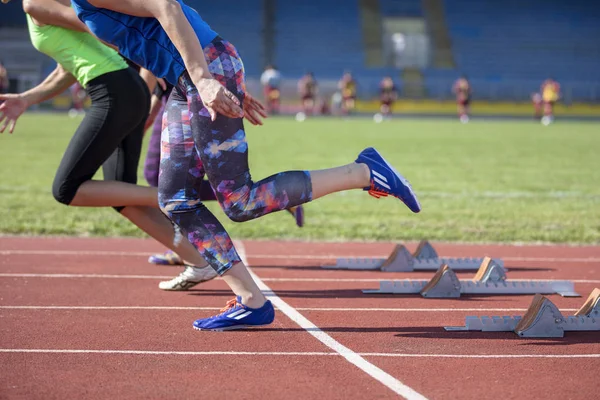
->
[87, 0, 213, 85]
[18, 64, 77, 106]
[23, 0, 88, 32]
[0, 64, 76, 134]
[139, 68, 158, 94]
[87, 0, 243, 120]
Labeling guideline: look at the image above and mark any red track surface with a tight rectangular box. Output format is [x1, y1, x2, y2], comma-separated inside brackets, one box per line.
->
[1, 236, 599, 399]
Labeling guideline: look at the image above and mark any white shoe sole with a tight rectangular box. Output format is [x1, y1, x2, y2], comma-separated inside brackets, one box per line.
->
[193, 324, 254, 332]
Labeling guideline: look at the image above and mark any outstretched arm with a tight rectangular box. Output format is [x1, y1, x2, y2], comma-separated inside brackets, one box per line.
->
[0, 64, 76, 133]
[87, 0, 244, 121]
[23, 0, 88, 32]
[20, 63, 76, 106]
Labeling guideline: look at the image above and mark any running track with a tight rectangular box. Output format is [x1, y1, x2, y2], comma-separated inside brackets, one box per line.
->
[0, 236, 599, 399]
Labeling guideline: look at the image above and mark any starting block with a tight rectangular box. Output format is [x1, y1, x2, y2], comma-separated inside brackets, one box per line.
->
[362, 258, 580, 298]
[444, 288, 600, 338]
[323, 240, 504, 272]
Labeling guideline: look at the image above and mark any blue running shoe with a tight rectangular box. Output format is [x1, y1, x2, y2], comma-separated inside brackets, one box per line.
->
[193, 297, 275, 331]
[356, 147, 421, 213]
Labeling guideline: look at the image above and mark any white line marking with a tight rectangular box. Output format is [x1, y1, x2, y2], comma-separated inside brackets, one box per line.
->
[503, 257, 600, 263]
[1, 306, 579, 312]
[0, 250, 152, 257]
[0, 273, 173, 279]
[234, 241, 428, 400]
[2, 249, 600, 263]
[361, 353, 600, 359]
[1, 273, 598, 284]
[0, 349, 598, 359]
[261, 277, 600, 284]
[0, 306, 221, 310]
[0, 349, 334, 356]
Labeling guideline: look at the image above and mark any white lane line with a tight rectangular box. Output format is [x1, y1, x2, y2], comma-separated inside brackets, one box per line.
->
[0, 250, 152, 257]
[503, 257, 600, 263]
[1, 273, 598, 284]
[2, 249, 600, 263]
[0, 306, 221, 310]
[0, 349, 334, 356]
[1, 306, 579, 312]
[234, 241, 428, 400]
[0, 349, 598, 359]
[261, 277, 600, 284]
[0, 273, 173, 279]
[362, 353, 600, 359]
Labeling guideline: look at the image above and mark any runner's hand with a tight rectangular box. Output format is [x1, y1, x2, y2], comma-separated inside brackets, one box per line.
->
[156, 78, 167, 91]
[195, 77, 243, 121]
[243, 92, 268, 126]
[0, 94, 28, 134]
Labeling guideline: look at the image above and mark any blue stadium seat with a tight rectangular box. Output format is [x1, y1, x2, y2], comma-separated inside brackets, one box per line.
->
[274, 0, 364, 78]
[433, 0, 600, 100]
[189, 0, 263, 77]
[379, 0, 423, 17]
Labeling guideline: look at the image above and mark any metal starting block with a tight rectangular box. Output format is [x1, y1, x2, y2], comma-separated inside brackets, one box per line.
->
[323, 240, 504, 272]
[362, 259, 580, 298]
[444, 288, 600, 338]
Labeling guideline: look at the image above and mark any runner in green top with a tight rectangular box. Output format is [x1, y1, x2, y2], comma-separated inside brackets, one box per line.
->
[25, 13, 127, 87]
[0, 0, 220, 287]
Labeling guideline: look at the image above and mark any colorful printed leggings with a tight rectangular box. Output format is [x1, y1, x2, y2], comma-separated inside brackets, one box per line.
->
[158, 38, 313, 274]
[144, 104, 216, 201]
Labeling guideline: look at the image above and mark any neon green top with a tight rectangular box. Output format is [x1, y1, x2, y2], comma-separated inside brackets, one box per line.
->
[26, 14, 127, 87]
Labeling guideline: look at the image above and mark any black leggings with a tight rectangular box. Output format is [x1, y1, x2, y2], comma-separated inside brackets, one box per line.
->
[52, 67, 150, 211]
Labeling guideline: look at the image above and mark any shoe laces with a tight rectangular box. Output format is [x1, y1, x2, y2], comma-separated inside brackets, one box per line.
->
[367, 181, 390, 199]
[218, 298, 241, 315]
[169, 266, 195, 283]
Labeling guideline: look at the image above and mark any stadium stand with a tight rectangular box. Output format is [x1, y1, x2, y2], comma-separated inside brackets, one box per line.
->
[274, 0, 364, 77]
[0, 0, 599, 102]
[195, 0, 263, 77]
[438, 0, 600, 101]
[380, 0, 422, 17]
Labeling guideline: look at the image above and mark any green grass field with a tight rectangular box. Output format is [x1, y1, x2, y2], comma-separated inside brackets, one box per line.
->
[1, 113, 599, 243]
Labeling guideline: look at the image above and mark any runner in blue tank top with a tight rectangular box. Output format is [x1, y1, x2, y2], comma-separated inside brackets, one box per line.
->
[71, 0, 422, 331]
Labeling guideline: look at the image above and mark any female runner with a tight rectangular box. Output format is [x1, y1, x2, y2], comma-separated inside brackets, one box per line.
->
[0, 0, 223, 288]
[69, 0, 421, 331]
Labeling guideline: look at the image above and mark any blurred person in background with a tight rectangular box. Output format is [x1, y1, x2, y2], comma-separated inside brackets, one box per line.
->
[319, 97, 330, 115]
[0, 60, 8, 95]
[541, 77, 560, 125]
[260, 64, 281, 115]
[531, 92, 543, 121]
[338, 71, 357, 115]
[298, 72, 318, 116]
[379, 76, 397, 118]
[453, 75, 471, 123]
[330, 91, 343, 116]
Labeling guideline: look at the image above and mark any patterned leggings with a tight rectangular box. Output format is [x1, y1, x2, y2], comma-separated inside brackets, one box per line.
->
[158, 38, 313, 274]
[144, 101, 216, 201]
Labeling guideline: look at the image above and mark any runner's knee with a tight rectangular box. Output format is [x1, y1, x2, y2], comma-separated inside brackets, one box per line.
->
[51, 176, 78, 206]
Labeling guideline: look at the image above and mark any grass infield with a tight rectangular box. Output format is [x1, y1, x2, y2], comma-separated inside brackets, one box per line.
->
[1, 113, 598, 243]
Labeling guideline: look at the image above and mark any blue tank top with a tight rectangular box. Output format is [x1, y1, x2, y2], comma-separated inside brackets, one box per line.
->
[70, 0, 218, 85]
